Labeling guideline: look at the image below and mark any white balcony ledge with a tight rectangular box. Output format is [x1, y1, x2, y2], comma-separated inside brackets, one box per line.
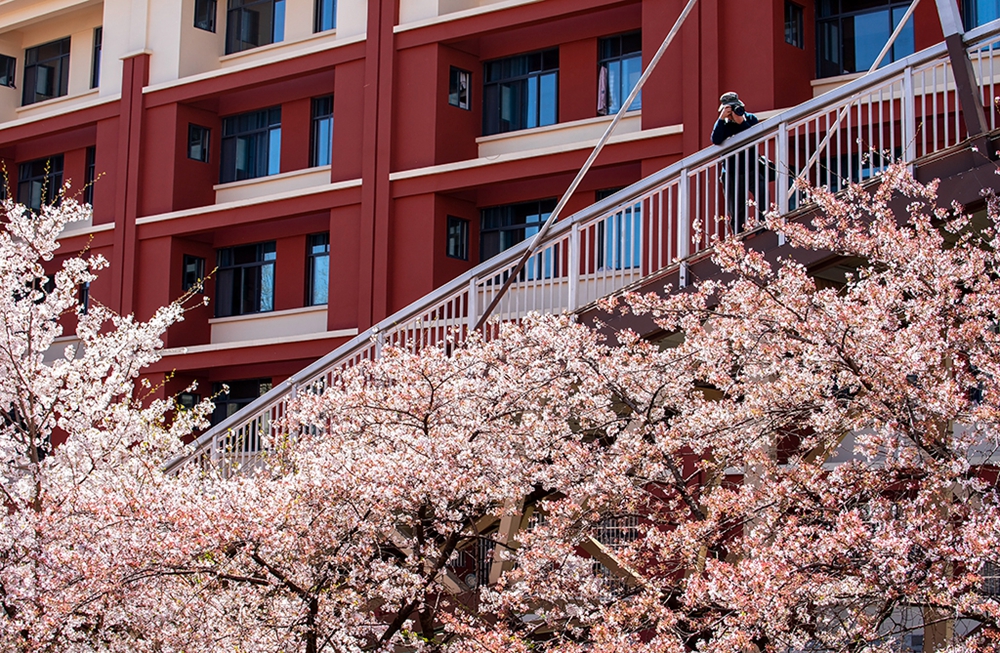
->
[396, 0, 542, 31]
[5, 90, 117, 129]
[476, 112, 643, 158]
[209, 304, 332, 344]
[214, 165, 333, 203]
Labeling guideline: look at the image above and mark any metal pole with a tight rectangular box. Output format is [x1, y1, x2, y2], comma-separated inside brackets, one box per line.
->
[474, 0, 701, 331]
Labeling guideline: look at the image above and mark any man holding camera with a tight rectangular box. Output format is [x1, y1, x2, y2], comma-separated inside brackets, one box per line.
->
[710, 91, 765, 234]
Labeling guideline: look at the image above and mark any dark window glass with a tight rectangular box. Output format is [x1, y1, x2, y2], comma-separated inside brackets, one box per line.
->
[0, 55, 14, 88]
[91, 27, 102, 88]
[480, 198, 557, 279]
[84, 146, 95, 205]
[449, 67, 471, 110]
[817, 0, 914, 78]
[22, 37, 70, 106]
[195, 0, 218, 31]
[306, 233, 329, 306]
[183, 255, 206, 292]
[211, 378, 271, 425]
[446, 216, 469, 260]
[215, 241, 276, 317]
[315, 0, 336, 32]
[189, 124, 211, 162]
[79, 280, 90, 315]
[785, 2, 804, 48]
[482, 49, 558, 135]
[964, 0, 1000, 28]
[17, 155, 64, 212]
[219, 107, 281, 183]
[598, 32, 641, 115]
[226, 0, 285, 54]
[310, 96, 333, 167]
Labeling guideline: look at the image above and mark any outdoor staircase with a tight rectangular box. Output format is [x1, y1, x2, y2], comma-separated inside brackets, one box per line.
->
[164, 18, 1000, 476]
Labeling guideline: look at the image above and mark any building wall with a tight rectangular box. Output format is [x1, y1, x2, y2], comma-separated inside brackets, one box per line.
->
[0, 0, 965, 397]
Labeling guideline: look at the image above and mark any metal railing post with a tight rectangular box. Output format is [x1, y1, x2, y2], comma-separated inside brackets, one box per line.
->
[903, 66, 917, 164]
[568, 224, 580, 311]
[467, 277, 478, 331]
[677, 168, 691, 261]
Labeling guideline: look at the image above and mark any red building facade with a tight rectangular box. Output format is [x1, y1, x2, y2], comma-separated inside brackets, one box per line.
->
[0, 0, 967, 419]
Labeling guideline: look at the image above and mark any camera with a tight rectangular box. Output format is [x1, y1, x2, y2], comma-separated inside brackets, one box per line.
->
[733, 105, 745, 116]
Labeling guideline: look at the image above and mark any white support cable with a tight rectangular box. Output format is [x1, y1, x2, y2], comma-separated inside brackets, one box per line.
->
[474, 0, 700, 330]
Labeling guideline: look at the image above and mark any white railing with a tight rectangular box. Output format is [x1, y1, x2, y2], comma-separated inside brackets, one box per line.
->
[164, 20, 1000, 476]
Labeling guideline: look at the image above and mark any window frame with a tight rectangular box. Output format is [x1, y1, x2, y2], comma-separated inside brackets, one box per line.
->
[0, 54, 14, 89]
[84, 146, 96, 206]
[17, 155, 64, 212]
[91, 27, 102, 89]
[225, 0, 285, 54]
[219, 107, 281, 183]
[785, 1, 805, 48]
[963, 0, 1000, 29]
[214, 241, 277, 318]
[597, 32, 642, 116]
[449, 67, 471, 110]
[310, 96, 333, 167]
[22, 37, 71, 106]
[314, 0, 336, 32]
[182, 254, 206, 292]
[816, 0, 914, 78]
[306, 233, 330, 306]
[482, 49, 559, 136]
[188, 124, 211, 163]
[211, 378, 272, 426]
[195, 0, 218, 32]
[446, 216, 469, 260]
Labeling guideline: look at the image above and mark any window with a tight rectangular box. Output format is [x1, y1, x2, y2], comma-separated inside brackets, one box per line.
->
[964, 0, 1000, 29]
[84, 146, 95, 205]
[78, 280, 90, 315]
[306, 233, 329, 306]
[598, 32, 641, 116]
[219, 107, 281, 183]
[226, 0, 285, 54]
[817, 0, 914, 78]
[315, 0, 336, 32]
[91, 27, 102, 88]
[182, 255, 206, 292]
[188, 124, 211, 162]
[447, 216, 469, 260]
[592, 515, 639, 594]
[215, 241, 276, 317]
[785, 2, 804, 48]
[482, 49, 558, 136]
[595, 189, 641, 270]
[17, 155, 64, 212]
[211, 378, 272, 425]
[195, 0, 217, 31]
[22, 37, 70, 106]
[0, 55, 15, 89]
[310, 96, 333, 167]
[449, 67, 471, 110]
[480, 198, 557, 279]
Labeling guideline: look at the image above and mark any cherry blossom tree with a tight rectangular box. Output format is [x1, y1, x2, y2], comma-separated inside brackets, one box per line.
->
[6, 164, 1000, 653]
[0, 190, 211, 652]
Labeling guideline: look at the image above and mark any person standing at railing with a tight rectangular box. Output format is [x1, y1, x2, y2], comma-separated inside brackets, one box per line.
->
[711, 91, 766, 234]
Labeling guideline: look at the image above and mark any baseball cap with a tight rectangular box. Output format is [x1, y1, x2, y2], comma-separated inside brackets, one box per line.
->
[719, 91, 744, 108]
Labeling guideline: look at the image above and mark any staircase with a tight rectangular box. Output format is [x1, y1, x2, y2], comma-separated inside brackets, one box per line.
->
[164, 19, 1000, 476]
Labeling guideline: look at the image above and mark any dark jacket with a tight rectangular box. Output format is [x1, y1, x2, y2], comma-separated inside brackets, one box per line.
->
[710, 112, 759, 146]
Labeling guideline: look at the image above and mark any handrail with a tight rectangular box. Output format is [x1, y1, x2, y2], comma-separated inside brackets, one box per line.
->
[164, 18, 1000, 475]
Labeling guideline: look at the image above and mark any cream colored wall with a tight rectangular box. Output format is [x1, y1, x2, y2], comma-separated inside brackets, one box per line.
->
[0, 34, 21, 122]
[337, 0, 366, 38]
[284, 0, 313, 42]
